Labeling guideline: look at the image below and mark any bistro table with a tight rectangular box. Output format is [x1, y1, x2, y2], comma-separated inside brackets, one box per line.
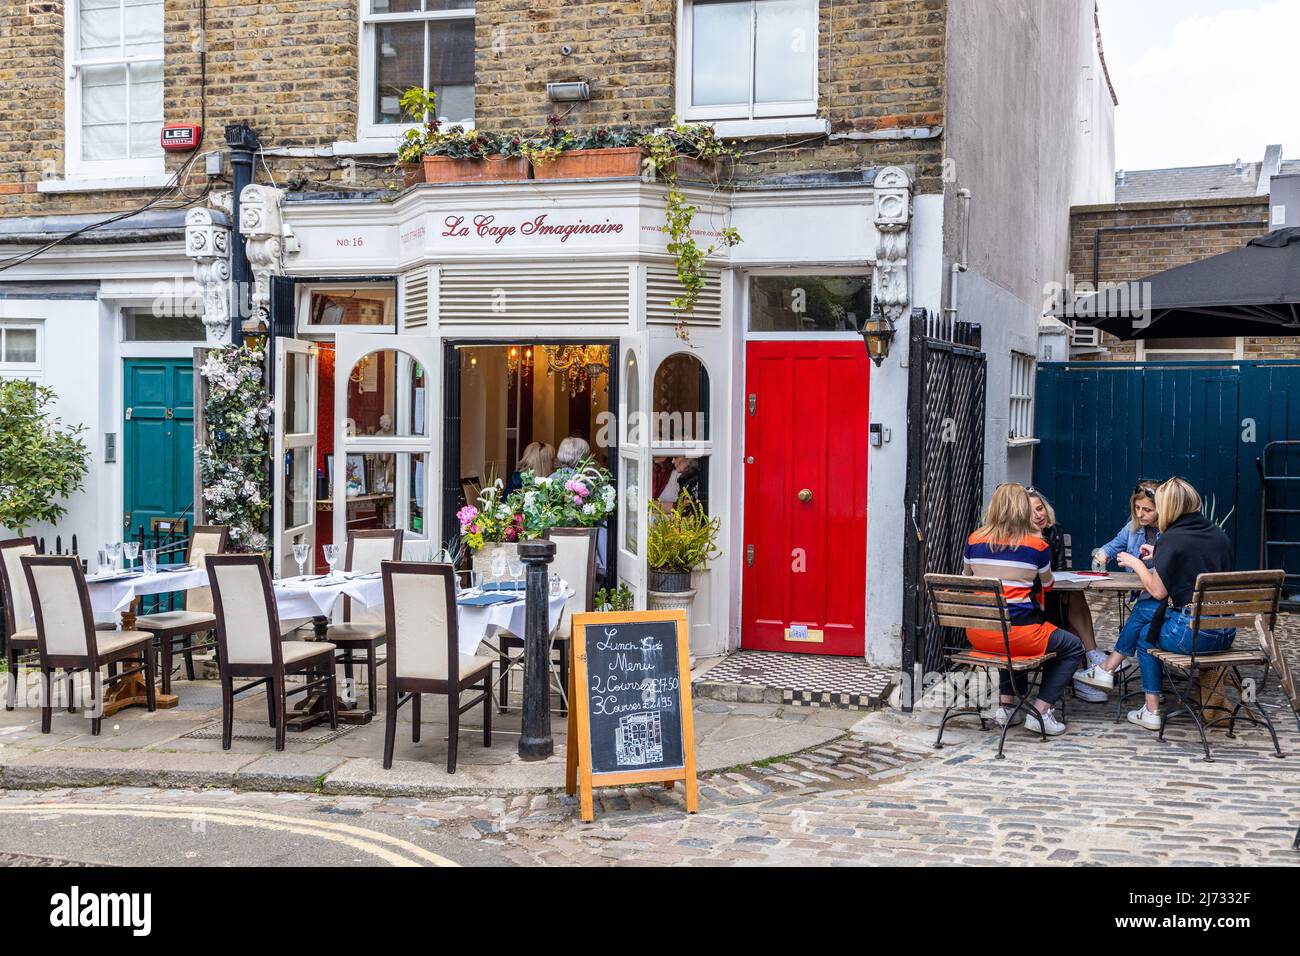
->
[1049, 571, 1142, 593]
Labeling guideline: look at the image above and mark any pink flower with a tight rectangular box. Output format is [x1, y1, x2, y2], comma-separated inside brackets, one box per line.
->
[576, 484, 590, 498]
[573, 495, 584, 506]
[504, 526, 519, 542]
[456, 505, 479, 528]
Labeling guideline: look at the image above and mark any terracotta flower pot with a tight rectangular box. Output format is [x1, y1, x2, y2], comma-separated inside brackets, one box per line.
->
[398, 162, 424, 188]
[422, 155, 531, 183]
[531, 146, 648, 180]
[668, 154, 721, 185]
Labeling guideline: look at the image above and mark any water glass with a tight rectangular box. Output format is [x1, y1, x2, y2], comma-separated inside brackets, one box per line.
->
[322, 543, 340, 579]
[143, 549, 158, 576]
[468, 570, 482, 596]
[108, 542, 123, 571]
[123, 541, 140, 571]
[292, 542, 310, 578]
[96, 549, 112, 575]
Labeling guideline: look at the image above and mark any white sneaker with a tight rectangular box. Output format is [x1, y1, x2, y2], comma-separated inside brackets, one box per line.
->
[1074, 664, 1115, 691]
[992, 705, 1024, 727]
[1023, 707, 1066, 736]
[1127, 705, 1163, 732]
[1073, 679, 1109, 703]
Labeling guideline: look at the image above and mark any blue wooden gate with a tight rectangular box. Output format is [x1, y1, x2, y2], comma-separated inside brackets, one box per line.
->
[1035, 360, 1300, 597]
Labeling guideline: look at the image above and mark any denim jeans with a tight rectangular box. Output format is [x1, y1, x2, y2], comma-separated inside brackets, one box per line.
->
[1115, 596, 1162, 657]
[1001, 628, 1085, 706]
[1137, 608, 1236, 694]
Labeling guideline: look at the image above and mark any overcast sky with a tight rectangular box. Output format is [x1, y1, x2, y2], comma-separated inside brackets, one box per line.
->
[1099, 0, 1300, 172]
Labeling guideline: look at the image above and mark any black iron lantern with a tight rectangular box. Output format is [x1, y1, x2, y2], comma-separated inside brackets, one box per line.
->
[859, 305, 896, 367]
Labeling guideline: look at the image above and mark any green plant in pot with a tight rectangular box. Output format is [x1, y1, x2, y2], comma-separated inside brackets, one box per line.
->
[646, 492, 720, 594]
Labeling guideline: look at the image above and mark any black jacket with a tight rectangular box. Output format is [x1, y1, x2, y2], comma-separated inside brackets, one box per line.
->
[1154, 512, 1233, 609]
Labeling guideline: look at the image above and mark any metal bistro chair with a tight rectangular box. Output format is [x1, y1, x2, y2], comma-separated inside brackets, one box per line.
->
[925, 573, 1057, 759]
[206, 554, 337, 751]
[21, 555, 156, 735]
[325, 529, 403, 715]
[380, 562, 493, 773]
[133, 525, 229, 694]
[1148, 570, 1287, 762]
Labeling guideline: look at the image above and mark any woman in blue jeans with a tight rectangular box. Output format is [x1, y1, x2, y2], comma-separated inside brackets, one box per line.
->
[1105, 477, 1235, 730]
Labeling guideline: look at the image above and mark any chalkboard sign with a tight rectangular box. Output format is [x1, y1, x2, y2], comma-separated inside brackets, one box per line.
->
[566, 609, 698, 822]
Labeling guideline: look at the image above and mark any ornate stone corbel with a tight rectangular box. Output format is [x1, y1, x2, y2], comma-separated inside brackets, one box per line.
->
[872, 166, 913, 326]
[239, 183, 286, 330]
[185, 207, 232, 344]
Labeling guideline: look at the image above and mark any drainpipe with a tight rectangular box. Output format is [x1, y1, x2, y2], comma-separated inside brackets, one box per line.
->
[225, 122, 261, 346]
[944, 188, 972, 336]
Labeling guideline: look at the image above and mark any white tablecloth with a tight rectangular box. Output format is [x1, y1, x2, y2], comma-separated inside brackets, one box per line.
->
[273, 574, 385, 620]
[457, 589, 569, 656]
[85, 568, 209, 614]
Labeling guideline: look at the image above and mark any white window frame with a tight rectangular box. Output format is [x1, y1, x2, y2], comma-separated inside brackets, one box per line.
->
[1008, 351, 1036, 446]
[0, 322, 45, 379]
[296, 283, 399, 336]
[676, 0, 822, 139]
[352, 1, 476, 151]
[1137, 337, 1244, 362]
[62, 0, 165, 181]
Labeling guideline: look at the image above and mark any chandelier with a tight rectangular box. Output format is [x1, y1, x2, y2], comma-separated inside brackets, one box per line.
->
[545, 345, 609, 397]
[506, 345, 534, 380]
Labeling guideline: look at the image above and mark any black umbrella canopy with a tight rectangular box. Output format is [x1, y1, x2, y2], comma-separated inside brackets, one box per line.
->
[1058, 227, 1300, 340]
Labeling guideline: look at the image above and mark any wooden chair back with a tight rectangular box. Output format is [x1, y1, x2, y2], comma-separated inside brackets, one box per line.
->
[205, 554, 284, 668]
[1188, 570, 1284, 640]
[184, 525, 229, 614]
[382, 562, 460, 685]
[344, 529, 403, 623]
[0, 537, 40, 638]
[461, 476, 483, 507]
[924, 573, 1013, 660]
[21, 555, 99, 665]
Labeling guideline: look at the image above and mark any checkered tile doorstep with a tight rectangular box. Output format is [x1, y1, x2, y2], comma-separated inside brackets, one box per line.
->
[693, 651, 895, 711]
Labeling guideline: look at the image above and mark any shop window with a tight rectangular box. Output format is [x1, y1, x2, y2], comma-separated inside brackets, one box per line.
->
[622, 349, 641, 444]
[122, 307, 206, 342]
[653, 352, 709, 443]
[301, 284, 397, 330]
[748, 275, 870, 333]
[345, 350, 427, 438]
[0, 324, 42, 377]
[359, 0, 475, 142]
[66, 0, 164, 178]
[679, 0, 817, 124]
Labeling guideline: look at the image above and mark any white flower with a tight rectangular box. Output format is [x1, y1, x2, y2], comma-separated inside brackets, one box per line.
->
[524, 492, 537, 509]
[582, 503, 596, 516]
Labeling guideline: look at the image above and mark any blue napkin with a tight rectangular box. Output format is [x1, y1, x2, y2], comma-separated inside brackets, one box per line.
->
[458, 592, 521, 607]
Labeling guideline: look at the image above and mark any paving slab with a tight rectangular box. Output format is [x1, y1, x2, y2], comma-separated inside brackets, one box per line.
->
[0, 748, 254, 790]
[236, 753, 346, 791]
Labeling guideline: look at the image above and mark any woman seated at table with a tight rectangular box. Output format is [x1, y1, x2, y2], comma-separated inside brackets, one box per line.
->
[964, 483, 1085, 736]
[1105, 477, 1235, 730]
[505, 441, 554, 494]
[1026, 488, 1105, 702]
[1075, 480, 1163, 693]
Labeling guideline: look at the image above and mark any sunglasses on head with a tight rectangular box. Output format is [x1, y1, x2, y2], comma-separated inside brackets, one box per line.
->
[1133, 479, 1158, 499]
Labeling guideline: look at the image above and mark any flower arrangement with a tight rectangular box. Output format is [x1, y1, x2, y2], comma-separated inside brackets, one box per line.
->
[456, 480, 525, 553]
[198, 343, 273, 553]
[458, 459, 617, 552]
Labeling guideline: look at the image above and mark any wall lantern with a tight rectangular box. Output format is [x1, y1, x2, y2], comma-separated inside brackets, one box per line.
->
[859, 305, 896, 367]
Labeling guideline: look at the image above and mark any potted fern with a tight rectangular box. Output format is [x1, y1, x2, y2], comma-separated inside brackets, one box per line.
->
[646, 492, 720, 602]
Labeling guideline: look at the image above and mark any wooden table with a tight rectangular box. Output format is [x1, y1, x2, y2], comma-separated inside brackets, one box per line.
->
[1050, 571, 1142, 592]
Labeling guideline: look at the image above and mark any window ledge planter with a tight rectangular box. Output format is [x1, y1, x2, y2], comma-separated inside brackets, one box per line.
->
[531, 147, 720, 184]
[422, 155, 531, 183]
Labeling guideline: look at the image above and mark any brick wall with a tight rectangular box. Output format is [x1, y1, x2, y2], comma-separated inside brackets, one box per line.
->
[0, 0, 947, 222]
[1066, 197, 1297, 360]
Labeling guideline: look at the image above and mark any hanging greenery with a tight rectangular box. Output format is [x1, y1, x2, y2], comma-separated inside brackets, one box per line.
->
[198, 342, 273, 553]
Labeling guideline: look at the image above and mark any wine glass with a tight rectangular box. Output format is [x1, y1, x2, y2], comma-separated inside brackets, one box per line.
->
[322, 543, 340, 580]
[292, 542, 310, 578]
[507, 557, 524, 590]
[108, 542, 123, 571]
[490, 552, 507, 587]
[123, 541, 140, 572]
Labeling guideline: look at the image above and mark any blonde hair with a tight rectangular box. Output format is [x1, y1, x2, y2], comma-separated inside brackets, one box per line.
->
[517, 441, 554, 478]
[1130, 480, 1159, 532]
[1155, 477, 1201, 532]
[1027, 490, 1056, 528]
[976, 483, 1037, 551]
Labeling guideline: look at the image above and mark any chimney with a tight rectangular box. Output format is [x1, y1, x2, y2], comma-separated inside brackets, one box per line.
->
[1257, 144, 1283, 196]
[1116, 169, 1126, 187]
[1270, 174, 1300, 229]
[1235, 158, 1244, 175]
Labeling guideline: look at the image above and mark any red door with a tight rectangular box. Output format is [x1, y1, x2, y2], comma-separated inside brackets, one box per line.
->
[741, 341, 869, 656]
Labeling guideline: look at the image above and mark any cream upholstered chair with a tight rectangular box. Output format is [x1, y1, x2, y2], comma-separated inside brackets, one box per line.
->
[495, 528, 596, 717]
[0, 537, 40, 710]
[381, 562, 492, 773]
[205, 554, 337, 751]
[325, 529, 402, 715]
[134, 525, 228, 694]
[21, 555, 156, 735]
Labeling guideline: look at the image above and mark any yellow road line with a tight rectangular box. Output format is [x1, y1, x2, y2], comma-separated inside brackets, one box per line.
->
[0, 803, 460, 867]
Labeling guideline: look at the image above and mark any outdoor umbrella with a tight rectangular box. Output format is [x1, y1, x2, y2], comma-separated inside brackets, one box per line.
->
[1058, 226, 1300, 340]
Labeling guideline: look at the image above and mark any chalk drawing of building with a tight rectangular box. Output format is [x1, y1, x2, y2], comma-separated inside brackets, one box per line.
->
[615, 712, 664, 766]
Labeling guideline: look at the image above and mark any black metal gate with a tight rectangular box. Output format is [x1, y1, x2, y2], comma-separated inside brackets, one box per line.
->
[901, 319, 987, 705]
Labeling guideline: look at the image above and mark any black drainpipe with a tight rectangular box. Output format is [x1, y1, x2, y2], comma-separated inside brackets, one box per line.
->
[224, 122, 261, 347]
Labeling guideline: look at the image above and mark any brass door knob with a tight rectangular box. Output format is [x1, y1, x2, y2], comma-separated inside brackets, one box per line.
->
[798, 488, 813, 503]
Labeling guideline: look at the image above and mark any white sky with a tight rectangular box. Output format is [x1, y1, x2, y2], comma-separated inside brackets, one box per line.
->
[1098, 0, 1300, 171]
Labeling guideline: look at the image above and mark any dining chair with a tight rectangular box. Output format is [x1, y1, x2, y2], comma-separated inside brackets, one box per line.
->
[0, 537, 41, 710]
[206, 554, 337, 751]
[325, 528, 402, 714]
[381, 562, 492, 773]
[495, 528, 596, 717]
[134, 525, 229, 694]
[21, 555, 156, 735]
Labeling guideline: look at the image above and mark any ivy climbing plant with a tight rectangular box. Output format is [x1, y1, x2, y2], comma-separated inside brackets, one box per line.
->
[198, 342, 273, 553]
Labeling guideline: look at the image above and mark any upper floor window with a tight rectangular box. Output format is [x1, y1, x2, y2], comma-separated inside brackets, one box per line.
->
[360, 1, 475, 142]
[680, 0, 817, 123]
[0, 324, 43, 379]
[66, 0, 165, 177]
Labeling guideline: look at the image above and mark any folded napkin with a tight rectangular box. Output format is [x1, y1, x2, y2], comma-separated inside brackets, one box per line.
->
[458, 592, 522, 607]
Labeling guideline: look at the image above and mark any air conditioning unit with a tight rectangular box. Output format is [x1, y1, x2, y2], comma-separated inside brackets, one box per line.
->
[1070, 323, 1101, 348]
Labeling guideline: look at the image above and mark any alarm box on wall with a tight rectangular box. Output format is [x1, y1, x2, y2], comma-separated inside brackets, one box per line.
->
[161, 125, 202, 151]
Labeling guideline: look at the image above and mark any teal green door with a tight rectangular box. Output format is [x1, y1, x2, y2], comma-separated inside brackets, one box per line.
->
[124, 359, 195, 539]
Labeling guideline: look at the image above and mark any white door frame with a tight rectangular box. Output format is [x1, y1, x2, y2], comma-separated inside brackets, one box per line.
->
[272, 337, 318, 578]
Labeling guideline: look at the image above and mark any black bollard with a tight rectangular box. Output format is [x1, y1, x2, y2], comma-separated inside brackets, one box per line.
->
[517, 539, 556, 760]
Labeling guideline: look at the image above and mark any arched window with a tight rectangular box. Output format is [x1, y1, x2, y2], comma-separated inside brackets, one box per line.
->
[652, 352, 709, 443]
[345, 349, 427, 438]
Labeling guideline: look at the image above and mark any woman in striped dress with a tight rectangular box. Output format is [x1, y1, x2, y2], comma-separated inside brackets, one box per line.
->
[963, 483, 1085, 736]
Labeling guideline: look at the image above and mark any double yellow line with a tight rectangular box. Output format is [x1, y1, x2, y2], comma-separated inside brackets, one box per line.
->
[0, 803, 459, 867]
